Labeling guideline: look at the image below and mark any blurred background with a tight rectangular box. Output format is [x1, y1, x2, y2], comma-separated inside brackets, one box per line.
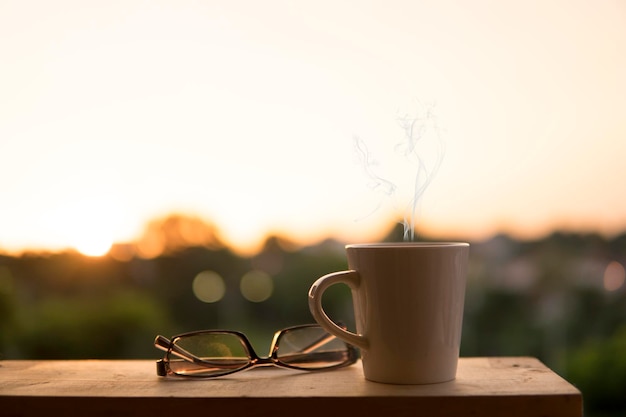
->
[1, 1, 625, 416]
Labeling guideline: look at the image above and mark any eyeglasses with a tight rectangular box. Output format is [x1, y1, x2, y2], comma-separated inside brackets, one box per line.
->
[154, 324, 358, 378]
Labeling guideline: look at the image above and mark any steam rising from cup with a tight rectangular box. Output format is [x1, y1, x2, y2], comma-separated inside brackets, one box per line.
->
[354, 101, 445, 241]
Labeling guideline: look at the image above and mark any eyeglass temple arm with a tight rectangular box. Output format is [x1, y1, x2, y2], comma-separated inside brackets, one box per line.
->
[299, 333, 336, 354]
[154, 335, 205, 365]
[298, 323, 351, 354]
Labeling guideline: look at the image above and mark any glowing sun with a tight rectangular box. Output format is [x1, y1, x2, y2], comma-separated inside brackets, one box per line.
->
[73, 235, 113, 257]
[46, 197, 125, 257]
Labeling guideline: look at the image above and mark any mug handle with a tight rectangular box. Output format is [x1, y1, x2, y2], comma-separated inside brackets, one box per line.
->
[308, 270, 369, 351]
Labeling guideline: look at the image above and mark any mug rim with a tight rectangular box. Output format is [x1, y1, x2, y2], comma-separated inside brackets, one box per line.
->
[346, 242, 469, 249]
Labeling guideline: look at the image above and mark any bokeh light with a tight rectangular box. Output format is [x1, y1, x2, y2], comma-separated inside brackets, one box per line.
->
[603, 261, 625, 292]
[192, 270, 226, 303]
[240, 270, 273, 303]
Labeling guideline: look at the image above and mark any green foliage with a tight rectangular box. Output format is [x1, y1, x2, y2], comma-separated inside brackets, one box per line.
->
[14, 291, 169, 359]
[564, 326, 626, 414]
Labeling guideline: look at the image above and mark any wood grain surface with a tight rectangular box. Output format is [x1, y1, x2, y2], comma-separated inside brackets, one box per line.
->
[0, 357, 582, 417]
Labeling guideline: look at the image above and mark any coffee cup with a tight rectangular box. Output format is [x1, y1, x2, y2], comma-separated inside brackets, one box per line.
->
[308, 242, 469, 384]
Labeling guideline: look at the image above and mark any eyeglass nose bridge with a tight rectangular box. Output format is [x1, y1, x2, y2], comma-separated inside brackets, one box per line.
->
[250, 356, 277, 367]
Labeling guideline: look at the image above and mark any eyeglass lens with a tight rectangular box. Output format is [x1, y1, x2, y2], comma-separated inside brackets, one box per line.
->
[169, 332, 251, 377]
[275, 326, 353, 369]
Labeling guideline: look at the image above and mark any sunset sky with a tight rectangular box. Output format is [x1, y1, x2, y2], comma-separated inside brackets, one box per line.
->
[1, 1, 625, 255]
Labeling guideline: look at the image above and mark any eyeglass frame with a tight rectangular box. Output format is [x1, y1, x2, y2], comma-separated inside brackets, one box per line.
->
[155, 323, 359, 378]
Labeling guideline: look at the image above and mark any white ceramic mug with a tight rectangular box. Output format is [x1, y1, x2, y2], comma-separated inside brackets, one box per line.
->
[308, 242, 469, 384]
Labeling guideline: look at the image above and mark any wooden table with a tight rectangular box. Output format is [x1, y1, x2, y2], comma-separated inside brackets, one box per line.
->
[0, 357, 581, 417]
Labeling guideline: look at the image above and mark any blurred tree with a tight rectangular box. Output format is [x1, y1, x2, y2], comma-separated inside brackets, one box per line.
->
[565, 325, 626, 415]
[16, 291, 169, 358]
